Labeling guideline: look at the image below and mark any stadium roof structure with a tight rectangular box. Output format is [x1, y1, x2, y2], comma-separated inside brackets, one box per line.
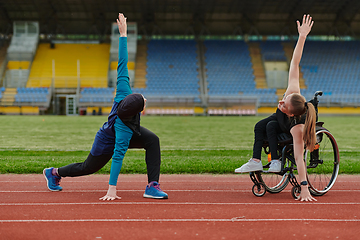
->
[1, 0, 360, 37]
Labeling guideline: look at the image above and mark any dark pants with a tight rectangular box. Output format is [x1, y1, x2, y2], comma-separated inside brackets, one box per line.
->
[58, 126, 161, 183]
[252, 113, 282, 160]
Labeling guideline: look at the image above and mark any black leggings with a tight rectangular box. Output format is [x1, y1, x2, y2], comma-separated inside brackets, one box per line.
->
[252, 113, 282, 160]
[58, 126, 161, 183]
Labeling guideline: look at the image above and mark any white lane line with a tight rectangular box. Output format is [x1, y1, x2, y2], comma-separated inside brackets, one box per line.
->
[0, 180, 358, 183]
[0, 190, 251, 193]
[0, 202, 359, 206]
[0, 181, 253, 183]
[0, 189, 358, 193]
[0, 218, 359, 223]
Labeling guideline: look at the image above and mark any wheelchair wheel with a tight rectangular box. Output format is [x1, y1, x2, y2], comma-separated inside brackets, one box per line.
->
[252, 183, 266, 197]
[306, 128, 340, 196]
[255, 158, 292, 193]
[291, 186, 301, 199]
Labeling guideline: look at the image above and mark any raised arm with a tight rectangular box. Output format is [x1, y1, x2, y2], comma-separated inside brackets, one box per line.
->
[284, 14, 313, 97]
[99, 14, 132, 201]
[114, 13, 132, 102]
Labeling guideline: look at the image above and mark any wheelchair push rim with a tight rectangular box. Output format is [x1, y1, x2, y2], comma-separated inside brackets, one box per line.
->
[306, 128, 340, 196]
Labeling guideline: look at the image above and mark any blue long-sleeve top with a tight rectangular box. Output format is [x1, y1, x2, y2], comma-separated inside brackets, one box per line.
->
[108, 36, 135, 186]
[89, 37, 133, 186]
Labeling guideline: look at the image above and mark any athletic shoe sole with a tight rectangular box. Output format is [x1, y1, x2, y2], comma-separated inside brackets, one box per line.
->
[143, 193, 168, 199]
[235, 168, 263, 173]
[43, 169, 62, 192]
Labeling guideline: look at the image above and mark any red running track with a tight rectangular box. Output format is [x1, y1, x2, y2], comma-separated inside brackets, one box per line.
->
[0, 174, 359, 240]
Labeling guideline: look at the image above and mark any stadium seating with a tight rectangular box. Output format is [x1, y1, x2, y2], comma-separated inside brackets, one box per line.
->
[259, 40, 287, 61]
[300, 41, 360, 105]
[27, 43, 109, 88]
[3, 61, 31, 88]
[78, 87, 114, 104]
[204, 40, 277, 104]
[145, 108, 195, 115]
[7, 61, 30, 69]
[7, 35, 38, 60]
[4, 37, 358, 115]
[14, 87, 50, 104]
[204, 40, 253, 95]
[0, 87, 4, 99]
[132, 39, 200, 98]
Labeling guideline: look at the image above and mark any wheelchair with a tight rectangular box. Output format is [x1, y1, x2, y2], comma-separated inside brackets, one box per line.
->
[250, 91, 340, 199]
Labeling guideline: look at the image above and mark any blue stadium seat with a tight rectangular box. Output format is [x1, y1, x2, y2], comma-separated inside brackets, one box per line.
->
[203, 40, 277, 103]
[300, 40, 360, 104]
[14, 87, 50, 104]
[131, 39, 200, 97]
[79, 88, 115, 104]
[259, 41, 287, 61]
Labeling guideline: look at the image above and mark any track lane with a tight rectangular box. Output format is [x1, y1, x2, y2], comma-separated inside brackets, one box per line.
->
[0, 174, 359, 240]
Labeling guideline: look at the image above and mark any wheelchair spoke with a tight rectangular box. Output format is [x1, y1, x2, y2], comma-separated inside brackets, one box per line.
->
[307, 129, 339, 196]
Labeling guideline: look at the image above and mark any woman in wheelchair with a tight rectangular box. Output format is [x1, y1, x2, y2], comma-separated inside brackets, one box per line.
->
[235, 14, 317, 201]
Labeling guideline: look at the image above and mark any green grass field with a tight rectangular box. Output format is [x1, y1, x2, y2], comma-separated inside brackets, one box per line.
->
[0, 115, 359, 174]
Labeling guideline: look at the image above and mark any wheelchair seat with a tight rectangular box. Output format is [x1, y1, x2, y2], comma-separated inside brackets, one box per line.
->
[263, 121, 324, 149]
[276, 132, 293, 145]
[262, 132, 293, 148]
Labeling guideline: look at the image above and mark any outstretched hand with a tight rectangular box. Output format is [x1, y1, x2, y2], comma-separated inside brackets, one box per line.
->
[117, 13, 127, 37]
[295, 186, 317, 202]
[297, 14, 314, 38]
[99, 185, 121, 201]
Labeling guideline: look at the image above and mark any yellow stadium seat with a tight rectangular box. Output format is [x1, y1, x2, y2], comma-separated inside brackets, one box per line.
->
[21, 106, 39, 115]
[7, 61, 30, 69]
[86, 106, 112, 115]
[29, 43, 110, 88]
[110, 61, 135, 70]
[1, 106, 21, 114]
[110, 61, 117, 70]
[127, 62, 135, 70]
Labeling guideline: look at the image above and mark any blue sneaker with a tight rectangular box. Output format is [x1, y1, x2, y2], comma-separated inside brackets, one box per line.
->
[143, 181, 168, 199]
[43, 167, 62, 191]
